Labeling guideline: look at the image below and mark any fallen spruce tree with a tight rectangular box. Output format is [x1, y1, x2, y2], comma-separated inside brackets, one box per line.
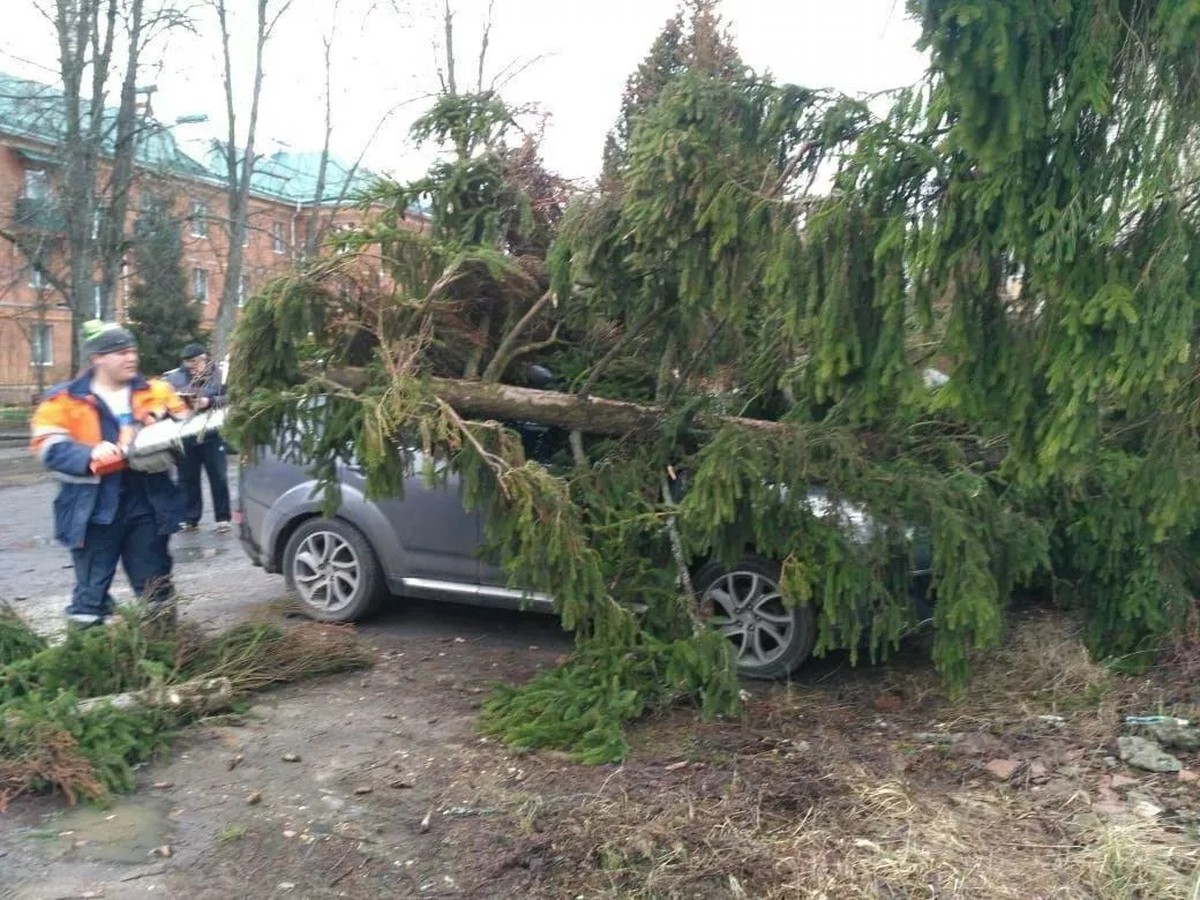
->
[0, 607, 372, 808]
[227, 1, 1200, 762]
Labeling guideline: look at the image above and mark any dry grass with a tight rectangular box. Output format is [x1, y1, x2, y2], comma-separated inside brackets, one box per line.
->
[1075, 821, 1200, 899]
[969, 608, 1113, 703]
[442, 608, 1200, 899]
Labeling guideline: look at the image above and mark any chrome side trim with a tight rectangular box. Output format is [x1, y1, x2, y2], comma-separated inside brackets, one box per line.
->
[401, 577, 477, 596]
[400, 577, 555, 608]
[477, 584, 556, 607]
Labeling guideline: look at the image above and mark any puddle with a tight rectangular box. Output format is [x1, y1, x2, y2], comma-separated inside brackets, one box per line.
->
[175, 544, 230, 563]
[22, 797, 175, 864]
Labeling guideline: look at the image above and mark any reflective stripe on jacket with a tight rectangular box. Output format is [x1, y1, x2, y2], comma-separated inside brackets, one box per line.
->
[30, 370, 188, 547]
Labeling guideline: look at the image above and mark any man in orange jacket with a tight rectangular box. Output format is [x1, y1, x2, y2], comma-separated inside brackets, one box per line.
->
[30, 321, 189, 628]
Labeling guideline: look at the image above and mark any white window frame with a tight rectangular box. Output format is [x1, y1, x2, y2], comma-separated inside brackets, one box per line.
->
[192, 267, 208, 303]
[22, 168, 48, 200]
[28, 266, 45, 290]
[271, 221, 286, 254]
[237, 274, 249, 307]
[31, 323, 53, 367]
[189, 199, 209, 238]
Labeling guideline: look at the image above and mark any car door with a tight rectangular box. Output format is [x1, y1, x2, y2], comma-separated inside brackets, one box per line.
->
[351, 451, 484, 586]
[478, 422, 569, 588]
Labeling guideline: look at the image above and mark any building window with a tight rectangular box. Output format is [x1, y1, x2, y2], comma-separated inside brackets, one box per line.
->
[92, 205, 106, 242]
[22, 169, 48, 200]
[189, 200, 209, 237]
[139, 192, 166, 216]
[192, 268, 208, 303]
[31, 324, 53, 367]
[237, 275, 249, 307]
[271, 221, 286, 254]
[28, 266, 44, 290]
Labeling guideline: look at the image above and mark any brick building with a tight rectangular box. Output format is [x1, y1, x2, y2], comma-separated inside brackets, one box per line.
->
[0, 72, 388, 402]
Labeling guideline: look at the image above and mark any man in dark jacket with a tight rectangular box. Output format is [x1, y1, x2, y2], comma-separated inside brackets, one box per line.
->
[163, 343, 230, 532]
[30, 321, 188, 627]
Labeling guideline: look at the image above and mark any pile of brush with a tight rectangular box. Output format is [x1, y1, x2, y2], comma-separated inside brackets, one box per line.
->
[0, 604, 373, 809]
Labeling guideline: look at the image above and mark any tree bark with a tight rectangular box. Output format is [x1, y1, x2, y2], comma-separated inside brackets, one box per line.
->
[321, 369, 1001, 467]
[75, 676, 234, 715]
[97, 0, 146, 325]
[326, 368, 787, 437]
[212, 0, 291, 360]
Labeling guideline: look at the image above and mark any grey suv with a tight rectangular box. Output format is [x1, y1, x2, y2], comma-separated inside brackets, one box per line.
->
[236, 435, 932, 679]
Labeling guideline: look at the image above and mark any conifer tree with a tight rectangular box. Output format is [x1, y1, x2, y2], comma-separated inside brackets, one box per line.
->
[227, 0, 1200, 759]
[127, 201, 206, 376]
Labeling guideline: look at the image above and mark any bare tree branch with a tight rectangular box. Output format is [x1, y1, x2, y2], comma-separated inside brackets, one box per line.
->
[210, 0, 292, 359]
[442, 0, 456, 95]
[476, 0, 495, 93]
[303, 0, 339, 259]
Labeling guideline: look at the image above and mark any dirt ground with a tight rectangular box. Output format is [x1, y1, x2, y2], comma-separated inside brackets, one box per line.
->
[3, 609, 1200, 899]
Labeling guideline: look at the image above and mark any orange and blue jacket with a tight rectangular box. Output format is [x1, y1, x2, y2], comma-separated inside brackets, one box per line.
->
[31, 370, 189, 548]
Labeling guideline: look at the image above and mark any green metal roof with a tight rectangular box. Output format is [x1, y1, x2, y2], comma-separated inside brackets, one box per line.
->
[0, 72, 211, 178]
[227, 149, 379, 205]
[0, 72, 377, 205]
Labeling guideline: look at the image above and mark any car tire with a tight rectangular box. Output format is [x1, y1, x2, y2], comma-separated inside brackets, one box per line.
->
[693, 554, 816, 680]
[282, 517, 382, 622]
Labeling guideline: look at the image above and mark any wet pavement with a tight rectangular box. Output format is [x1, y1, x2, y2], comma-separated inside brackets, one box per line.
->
[0, 450, 573, 644]
[0, 456, 283, 635]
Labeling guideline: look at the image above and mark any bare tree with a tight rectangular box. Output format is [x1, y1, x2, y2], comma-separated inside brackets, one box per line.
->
[209, 0, 293, 360]
[0, 1, 191, 367]
[96, 1, 191, 338]
[301, 0, 340, 260]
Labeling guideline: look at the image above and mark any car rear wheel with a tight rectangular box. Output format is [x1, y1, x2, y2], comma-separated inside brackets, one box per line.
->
[283, 518, 382, 622]
[694, 555, 816, 680]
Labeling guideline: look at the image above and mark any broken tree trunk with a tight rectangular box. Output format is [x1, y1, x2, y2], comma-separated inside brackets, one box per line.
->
[326, 368, 788, 437]
[75, 677, 235, 716]
[319, 367, 1004, 468]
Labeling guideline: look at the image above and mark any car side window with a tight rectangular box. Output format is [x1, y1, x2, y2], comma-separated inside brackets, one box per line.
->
[513, 422, 571, 467]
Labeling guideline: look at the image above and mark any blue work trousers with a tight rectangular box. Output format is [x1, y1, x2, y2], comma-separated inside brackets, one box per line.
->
[67, 497, 174, 620]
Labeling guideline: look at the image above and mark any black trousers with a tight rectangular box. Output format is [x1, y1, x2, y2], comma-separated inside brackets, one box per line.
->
[180, 434, 231, 525]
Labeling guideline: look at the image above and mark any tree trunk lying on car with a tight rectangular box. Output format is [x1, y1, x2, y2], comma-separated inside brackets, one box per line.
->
[324, 367, 787, 437]
[318, 367, 999, 469]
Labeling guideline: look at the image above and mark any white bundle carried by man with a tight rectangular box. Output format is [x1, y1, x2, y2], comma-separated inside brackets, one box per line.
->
[127, 408, 227, 473]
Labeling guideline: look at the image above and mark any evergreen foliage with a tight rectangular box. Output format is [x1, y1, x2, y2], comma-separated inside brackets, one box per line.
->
[0, 605, 47, 666]
[0, 612, 372, 806]
[227, 0, 1200, 759]
[126, 200, 207, 376]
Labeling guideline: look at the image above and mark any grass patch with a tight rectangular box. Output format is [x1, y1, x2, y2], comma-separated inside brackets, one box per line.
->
[447, 609, 1200, 898]
[0, 607, 373, 810]
[0, 406, 30, 427]
[218, 823, 248, 844]
[1077, 821, 1200, 898]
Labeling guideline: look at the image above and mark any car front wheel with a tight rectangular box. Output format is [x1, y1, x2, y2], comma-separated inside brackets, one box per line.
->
[282, 517, 382, 622]
[694, 555, 816, 680]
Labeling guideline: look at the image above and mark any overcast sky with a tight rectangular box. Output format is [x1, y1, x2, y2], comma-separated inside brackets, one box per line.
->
[0, 0, 927, 184]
